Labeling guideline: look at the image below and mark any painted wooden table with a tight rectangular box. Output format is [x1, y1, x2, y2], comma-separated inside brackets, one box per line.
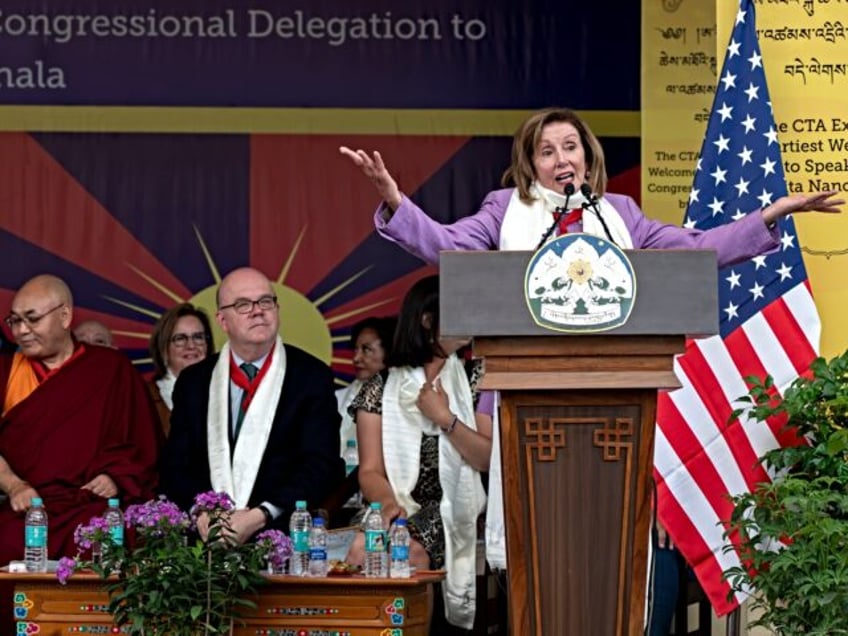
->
[1, 570, 444, 635]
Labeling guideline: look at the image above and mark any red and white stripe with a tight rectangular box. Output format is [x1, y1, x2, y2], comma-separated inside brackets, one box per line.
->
[654, 280, 820, 615]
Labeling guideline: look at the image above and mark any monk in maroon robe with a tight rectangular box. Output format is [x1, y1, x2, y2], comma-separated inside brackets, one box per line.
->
[0, 274, 161, 566]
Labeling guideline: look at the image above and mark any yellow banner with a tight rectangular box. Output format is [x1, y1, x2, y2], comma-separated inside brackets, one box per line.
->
[641, 1, 717, 226]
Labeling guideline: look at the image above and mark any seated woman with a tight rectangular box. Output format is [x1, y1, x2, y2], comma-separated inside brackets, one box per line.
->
[148, 303, 213, 436]
[335, 315, 397, 454]
[346, 275, 493, 630]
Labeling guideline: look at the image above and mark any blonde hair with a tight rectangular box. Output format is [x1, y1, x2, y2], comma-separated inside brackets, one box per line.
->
[501, 107, 608, 204]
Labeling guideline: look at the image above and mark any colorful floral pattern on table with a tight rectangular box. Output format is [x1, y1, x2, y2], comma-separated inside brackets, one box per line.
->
[383, 597, 405, 626]
[13, 591, 33, 620]
[264, 605, 341, 616]
[252, 630, 352, 635]
[14, 591, 38, 633]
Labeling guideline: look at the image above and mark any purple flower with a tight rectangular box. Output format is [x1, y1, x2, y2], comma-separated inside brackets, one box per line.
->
[56, 556, 77, 584]
[125, 496, 190, 536]
[190, 491, 235, 519]
[255, 529, 293, 570]
[73, 516, 110, 550]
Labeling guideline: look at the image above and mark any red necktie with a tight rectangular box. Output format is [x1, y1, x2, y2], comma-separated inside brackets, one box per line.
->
[557, 208, 584, 235]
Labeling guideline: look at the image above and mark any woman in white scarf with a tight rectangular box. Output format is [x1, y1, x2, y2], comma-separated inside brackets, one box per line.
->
[346, 275, 494, 630]
[148, 303, 213, 437]
[341, 107, 841, 267]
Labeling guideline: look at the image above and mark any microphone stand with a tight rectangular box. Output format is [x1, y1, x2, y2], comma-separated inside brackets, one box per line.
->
[580, 184, 618, 247]
[536, 184, 574, 250]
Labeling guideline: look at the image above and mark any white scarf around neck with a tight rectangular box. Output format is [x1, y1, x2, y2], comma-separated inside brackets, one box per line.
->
[499, 181, 634, 250]
[336, 379, 363, 451]
[156, 369, 177, 411]
[207, 336, 287, 508]
[381, 354, 487, 630]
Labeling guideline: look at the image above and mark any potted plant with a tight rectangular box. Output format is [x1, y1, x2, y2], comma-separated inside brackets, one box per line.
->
[58, 491, 292, 636]
[723, 352, 848, 635]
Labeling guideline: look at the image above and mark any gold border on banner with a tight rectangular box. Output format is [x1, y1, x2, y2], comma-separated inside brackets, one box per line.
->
[0, 107, 640, 137]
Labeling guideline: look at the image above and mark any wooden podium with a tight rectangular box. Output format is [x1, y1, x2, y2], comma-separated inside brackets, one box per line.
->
[440, 249, 718, 636]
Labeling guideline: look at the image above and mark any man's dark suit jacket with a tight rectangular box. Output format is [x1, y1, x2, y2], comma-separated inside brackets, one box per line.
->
[159, 344, 344, 530]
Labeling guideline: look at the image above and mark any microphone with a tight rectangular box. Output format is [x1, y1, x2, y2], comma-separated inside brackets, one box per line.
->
[535, 183, 575, 250]
[580, 184, 618, 246]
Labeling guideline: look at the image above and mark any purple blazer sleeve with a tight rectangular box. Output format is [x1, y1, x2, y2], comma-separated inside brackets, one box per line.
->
[476, 390, 496, 418]
[374, 189, 512, 265]
[608, 193, 780, 268]
[373, 187, 778, 270]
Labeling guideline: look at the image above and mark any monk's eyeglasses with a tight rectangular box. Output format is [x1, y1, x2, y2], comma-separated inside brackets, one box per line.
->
[4, 303, 65, 330]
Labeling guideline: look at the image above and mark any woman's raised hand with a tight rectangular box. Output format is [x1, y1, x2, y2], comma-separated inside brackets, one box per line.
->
[339, 147, 403, 211]
[762, 190, 844, 226]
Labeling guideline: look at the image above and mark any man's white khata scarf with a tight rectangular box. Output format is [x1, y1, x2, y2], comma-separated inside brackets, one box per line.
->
[208, 336, 286, 508]
[499, 181, 634, 250]
[382, 354, 487, 630]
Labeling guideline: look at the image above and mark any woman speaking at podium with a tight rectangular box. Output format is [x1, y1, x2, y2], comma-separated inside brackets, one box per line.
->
[340, 107, 841, 266]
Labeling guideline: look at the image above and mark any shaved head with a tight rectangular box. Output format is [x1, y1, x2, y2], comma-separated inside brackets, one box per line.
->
[16, 274, 74, 309]
[9, 274, 75, 367]
[74, 320, 114, 348]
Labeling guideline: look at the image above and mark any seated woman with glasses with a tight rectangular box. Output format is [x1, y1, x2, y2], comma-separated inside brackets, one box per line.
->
[148, 303, 214, 436]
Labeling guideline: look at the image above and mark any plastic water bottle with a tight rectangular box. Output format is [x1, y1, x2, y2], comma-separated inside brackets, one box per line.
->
[343, 439, 359, 476]
[308, 517, 329, 577]
[289, 500, 312, 576]
[103, 498, 124, 567]
[389, 519, 411, 578]
[364, 502, 387, 578]
[24, 497, 48, 573]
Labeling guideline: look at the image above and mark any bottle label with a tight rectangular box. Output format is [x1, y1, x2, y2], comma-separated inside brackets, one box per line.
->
[391, 545, 409, 560]
[25, 526, 47, 548]
[309, 547, 327, 561]
[345, 463, 357, 476]
[292, 530, 309, 552]
[110, 525, 124, 546]
[365, 529, 386, 552]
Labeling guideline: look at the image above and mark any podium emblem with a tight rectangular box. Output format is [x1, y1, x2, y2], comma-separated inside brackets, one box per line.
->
[525, 234, 636, 333]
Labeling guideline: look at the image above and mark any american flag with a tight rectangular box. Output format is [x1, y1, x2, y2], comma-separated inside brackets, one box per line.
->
[653, 0, 820, 615]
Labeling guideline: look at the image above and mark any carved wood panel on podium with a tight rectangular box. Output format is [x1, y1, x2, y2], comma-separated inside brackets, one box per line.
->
[440, 250, 718, 636]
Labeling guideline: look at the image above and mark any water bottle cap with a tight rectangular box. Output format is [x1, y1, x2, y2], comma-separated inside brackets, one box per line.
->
[346, 439, 357, 448]
[370, 502, 382, 510]
[108, 498, 120, 507]
[313, 517, 325, 526]
[394, 518, 407, 527]
[295, 500, 307, 509]
[31, 497, 43, 506]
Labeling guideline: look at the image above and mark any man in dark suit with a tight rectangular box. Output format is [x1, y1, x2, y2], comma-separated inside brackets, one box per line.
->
[159, 267, 343, 543]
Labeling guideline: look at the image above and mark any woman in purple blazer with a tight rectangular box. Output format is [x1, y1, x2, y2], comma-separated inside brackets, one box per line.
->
[340, 107, 841, 267]
[341, 106, 842, 634]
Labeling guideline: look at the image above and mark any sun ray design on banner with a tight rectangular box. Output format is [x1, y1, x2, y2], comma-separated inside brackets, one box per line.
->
[1, 124, 640, 389]
[0, 131, 477, 386]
